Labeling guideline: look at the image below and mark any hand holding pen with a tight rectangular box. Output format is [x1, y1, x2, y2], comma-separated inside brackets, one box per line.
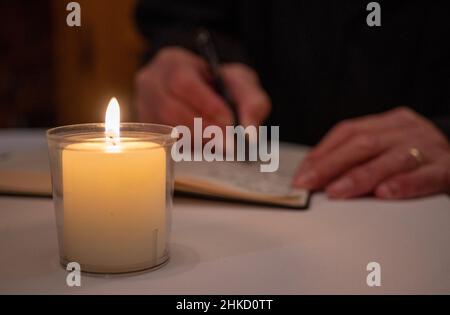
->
[195, 29, 271, 128]
[135, 34, 271, 130]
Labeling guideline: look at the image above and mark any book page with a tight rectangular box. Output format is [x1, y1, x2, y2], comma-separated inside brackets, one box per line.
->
[175, 143, 309, 198]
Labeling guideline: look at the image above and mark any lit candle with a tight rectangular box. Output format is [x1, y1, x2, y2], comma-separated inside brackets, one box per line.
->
[61, 98, 167, 273]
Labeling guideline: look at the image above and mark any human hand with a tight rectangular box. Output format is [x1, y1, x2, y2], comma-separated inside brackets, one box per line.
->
[292, 107, 450, 199]
[135, 47, 270, 129]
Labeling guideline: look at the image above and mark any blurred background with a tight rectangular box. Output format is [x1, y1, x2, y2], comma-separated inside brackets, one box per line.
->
[0, 0, 146, 128]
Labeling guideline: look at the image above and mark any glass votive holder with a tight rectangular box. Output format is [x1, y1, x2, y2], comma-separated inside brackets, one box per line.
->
[47, 123, 176, 274]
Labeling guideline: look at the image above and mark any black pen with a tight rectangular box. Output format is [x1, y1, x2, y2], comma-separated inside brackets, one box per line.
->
[196, 29, 255, 162]
[196, 29, 240, 125]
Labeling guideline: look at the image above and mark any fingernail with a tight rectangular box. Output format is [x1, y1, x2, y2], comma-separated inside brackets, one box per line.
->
[327, 178, 354, 198]
[377, 182, 399, 199]
[292, 170, 317, 188]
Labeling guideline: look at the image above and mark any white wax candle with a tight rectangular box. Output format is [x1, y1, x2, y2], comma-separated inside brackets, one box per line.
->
[62, 140, 167, 273]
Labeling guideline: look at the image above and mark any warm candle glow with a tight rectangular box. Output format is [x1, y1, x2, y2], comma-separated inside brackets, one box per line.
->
[105, 97, 120, 141]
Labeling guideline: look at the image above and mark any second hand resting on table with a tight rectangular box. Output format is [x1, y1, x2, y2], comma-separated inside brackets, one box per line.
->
[135, 47, 450, 200]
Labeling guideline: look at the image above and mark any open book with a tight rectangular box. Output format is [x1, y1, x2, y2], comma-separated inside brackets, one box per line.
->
[0, 143, 309, 208]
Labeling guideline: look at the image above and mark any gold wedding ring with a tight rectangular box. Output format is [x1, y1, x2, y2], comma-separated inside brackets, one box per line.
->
[409, 147, 424, 165]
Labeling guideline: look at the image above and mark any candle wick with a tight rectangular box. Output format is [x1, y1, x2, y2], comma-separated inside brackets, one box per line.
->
[106, 134, 119, 147]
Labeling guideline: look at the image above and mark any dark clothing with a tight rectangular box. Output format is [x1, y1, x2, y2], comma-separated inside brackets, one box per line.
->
[135, 0, 450, 145]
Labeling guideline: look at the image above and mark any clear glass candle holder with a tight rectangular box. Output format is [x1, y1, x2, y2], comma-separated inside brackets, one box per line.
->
[47, 123, 176, 274]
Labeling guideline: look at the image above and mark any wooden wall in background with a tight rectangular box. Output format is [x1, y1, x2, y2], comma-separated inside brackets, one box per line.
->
[52, 0, 146, 124]
[0, 1, 54, 127]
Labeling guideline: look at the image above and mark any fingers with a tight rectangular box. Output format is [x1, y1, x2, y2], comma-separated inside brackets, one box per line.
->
[136, 47, 235, 128]
[236, 87, 271, 127]
[292, 133, 386, 189]
[289, 105, 450, 199]
[136, 48, 269, 130]
[325, 147, 423, 198]
[375, 162, 450, 199]
[309, 107, 418, 160]
[167, 66, 234, 127]
[222, 64, 271, 127]
[139, 77, 197, 127]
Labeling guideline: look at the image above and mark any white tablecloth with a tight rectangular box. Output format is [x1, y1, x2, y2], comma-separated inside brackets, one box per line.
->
[1, 129, 449, 294]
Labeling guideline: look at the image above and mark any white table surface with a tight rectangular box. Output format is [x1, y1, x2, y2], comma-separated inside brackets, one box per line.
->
[0, 129, 449, 294]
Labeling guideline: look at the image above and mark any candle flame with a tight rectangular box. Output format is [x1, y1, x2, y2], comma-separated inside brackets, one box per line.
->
[105, 97, 120, 141]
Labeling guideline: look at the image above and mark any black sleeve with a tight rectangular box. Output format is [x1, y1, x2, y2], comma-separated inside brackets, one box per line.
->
[135, 0, 250, 64]
[412, 3, 450, 140]
[431, 117, 450, 141]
